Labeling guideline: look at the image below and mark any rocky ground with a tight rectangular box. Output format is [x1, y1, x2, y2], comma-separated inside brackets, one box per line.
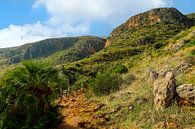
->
[56, 91, 116, 129]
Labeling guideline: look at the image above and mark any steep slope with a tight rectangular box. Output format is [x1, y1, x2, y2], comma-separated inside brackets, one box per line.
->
[61, 8, 195, 128]
[63, 8, 194, 83]
[106, 8, 194, 47]
[45, 36, 106, 65]
[0, 36, 105, 65]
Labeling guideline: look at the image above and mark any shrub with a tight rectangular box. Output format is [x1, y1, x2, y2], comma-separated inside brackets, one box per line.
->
[0, 61, 66, 129]
[191, 40, 195, 45]
[111, 64, 128, 74]
[186, 40, 195, 47]
[90, 73, 121, 96]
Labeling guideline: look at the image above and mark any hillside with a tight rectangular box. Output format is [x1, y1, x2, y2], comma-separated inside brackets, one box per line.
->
[44, 36, 106, 65]
[0, 36, 105, 65]
[106, 8, 194, 47]
[63, 8, 194, 83]
[60, 8, 195, 128]
[0, 7, 194, 129]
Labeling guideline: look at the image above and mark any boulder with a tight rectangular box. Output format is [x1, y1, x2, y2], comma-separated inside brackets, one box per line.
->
[153, 71, 176, 110]
[176, 84, 195, 105]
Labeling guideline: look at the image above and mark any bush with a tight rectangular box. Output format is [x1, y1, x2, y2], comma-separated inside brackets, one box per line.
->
[90, 73, 121, 96]
[186, 40, 195, 47]
[0, 61, 66, 129]
[111, 64, 128, 74]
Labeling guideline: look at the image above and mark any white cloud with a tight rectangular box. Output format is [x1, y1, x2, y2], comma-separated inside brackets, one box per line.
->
[0, 22, 89, 48]
[0, 0, 171, 48]
[34, 0, 170, 25]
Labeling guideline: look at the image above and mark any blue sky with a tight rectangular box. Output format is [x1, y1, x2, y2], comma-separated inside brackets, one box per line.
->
[0, 0, 194, 48]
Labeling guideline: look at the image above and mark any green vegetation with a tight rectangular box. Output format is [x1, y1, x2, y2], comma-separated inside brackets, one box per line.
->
[63, 22, 191, 86]
[0, 8, 194, 129]
[90, 73, 121, 96]
[60, 8, 195, 128]
[0, 36, 105, 65]
[110, 64, 128, 74]
[0, 61, 66, 129]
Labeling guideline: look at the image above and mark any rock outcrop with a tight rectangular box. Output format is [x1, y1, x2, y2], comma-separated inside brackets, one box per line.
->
[105, 8, 194, 48]
[153, 71, 176, 110]
[126, 8, 193, 28]
[176, 84, 195, 105]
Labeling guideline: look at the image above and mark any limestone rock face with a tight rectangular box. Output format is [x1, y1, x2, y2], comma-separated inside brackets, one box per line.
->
[176, 84, 195, 104]
[127, 8, 193, 28]
[153, 71, 176, 110]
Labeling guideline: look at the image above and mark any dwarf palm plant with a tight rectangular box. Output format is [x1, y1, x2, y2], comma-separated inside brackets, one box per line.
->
[0, 61, 67, 129]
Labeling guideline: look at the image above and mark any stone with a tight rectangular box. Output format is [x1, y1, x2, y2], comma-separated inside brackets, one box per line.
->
[128, 104, 134, 111]
[153, 71, 176, 110]
[176, 84, 195, 105]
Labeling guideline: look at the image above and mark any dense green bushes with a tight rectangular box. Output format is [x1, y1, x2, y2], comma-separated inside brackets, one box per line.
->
[0, 61, 66, 129]
[111, 64, 128, 74]
[90, 73, 121, 96]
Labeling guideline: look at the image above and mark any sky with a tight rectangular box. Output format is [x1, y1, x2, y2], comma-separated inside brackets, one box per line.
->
[0, 0, 194, 48]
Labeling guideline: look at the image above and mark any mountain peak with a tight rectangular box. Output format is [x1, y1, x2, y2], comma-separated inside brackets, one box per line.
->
[126, 7, 193, 28]
[105, 8, 195, 48]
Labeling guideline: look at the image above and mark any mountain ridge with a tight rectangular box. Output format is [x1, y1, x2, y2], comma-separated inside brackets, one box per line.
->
[0, 36, 105, 65]
[105, 8, 194, 48]
[62, 8, 195, 86]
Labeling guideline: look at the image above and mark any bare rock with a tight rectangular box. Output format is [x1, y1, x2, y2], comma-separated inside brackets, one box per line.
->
[176, 84, 195, 105]
[153, 71, 176, 110]
[128, 104, 134, 111]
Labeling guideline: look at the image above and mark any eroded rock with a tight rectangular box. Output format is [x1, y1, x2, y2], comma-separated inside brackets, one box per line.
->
[176, 84, 195, 105]
[153, 71, 176, 110]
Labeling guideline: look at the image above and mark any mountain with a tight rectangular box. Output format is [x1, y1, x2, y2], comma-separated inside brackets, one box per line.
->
[106, 8, 194, 47]
[44, 36, 106, 65]
[0, 36, 105, 65]
[0, 7, 194, 128]
[63, 8, 194, 79]
[61, 8, 195, 128]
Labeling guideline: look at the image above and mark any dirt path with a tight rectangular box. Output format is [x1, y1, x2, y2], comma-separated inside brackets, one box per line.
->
[56, 91, 111, 129]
